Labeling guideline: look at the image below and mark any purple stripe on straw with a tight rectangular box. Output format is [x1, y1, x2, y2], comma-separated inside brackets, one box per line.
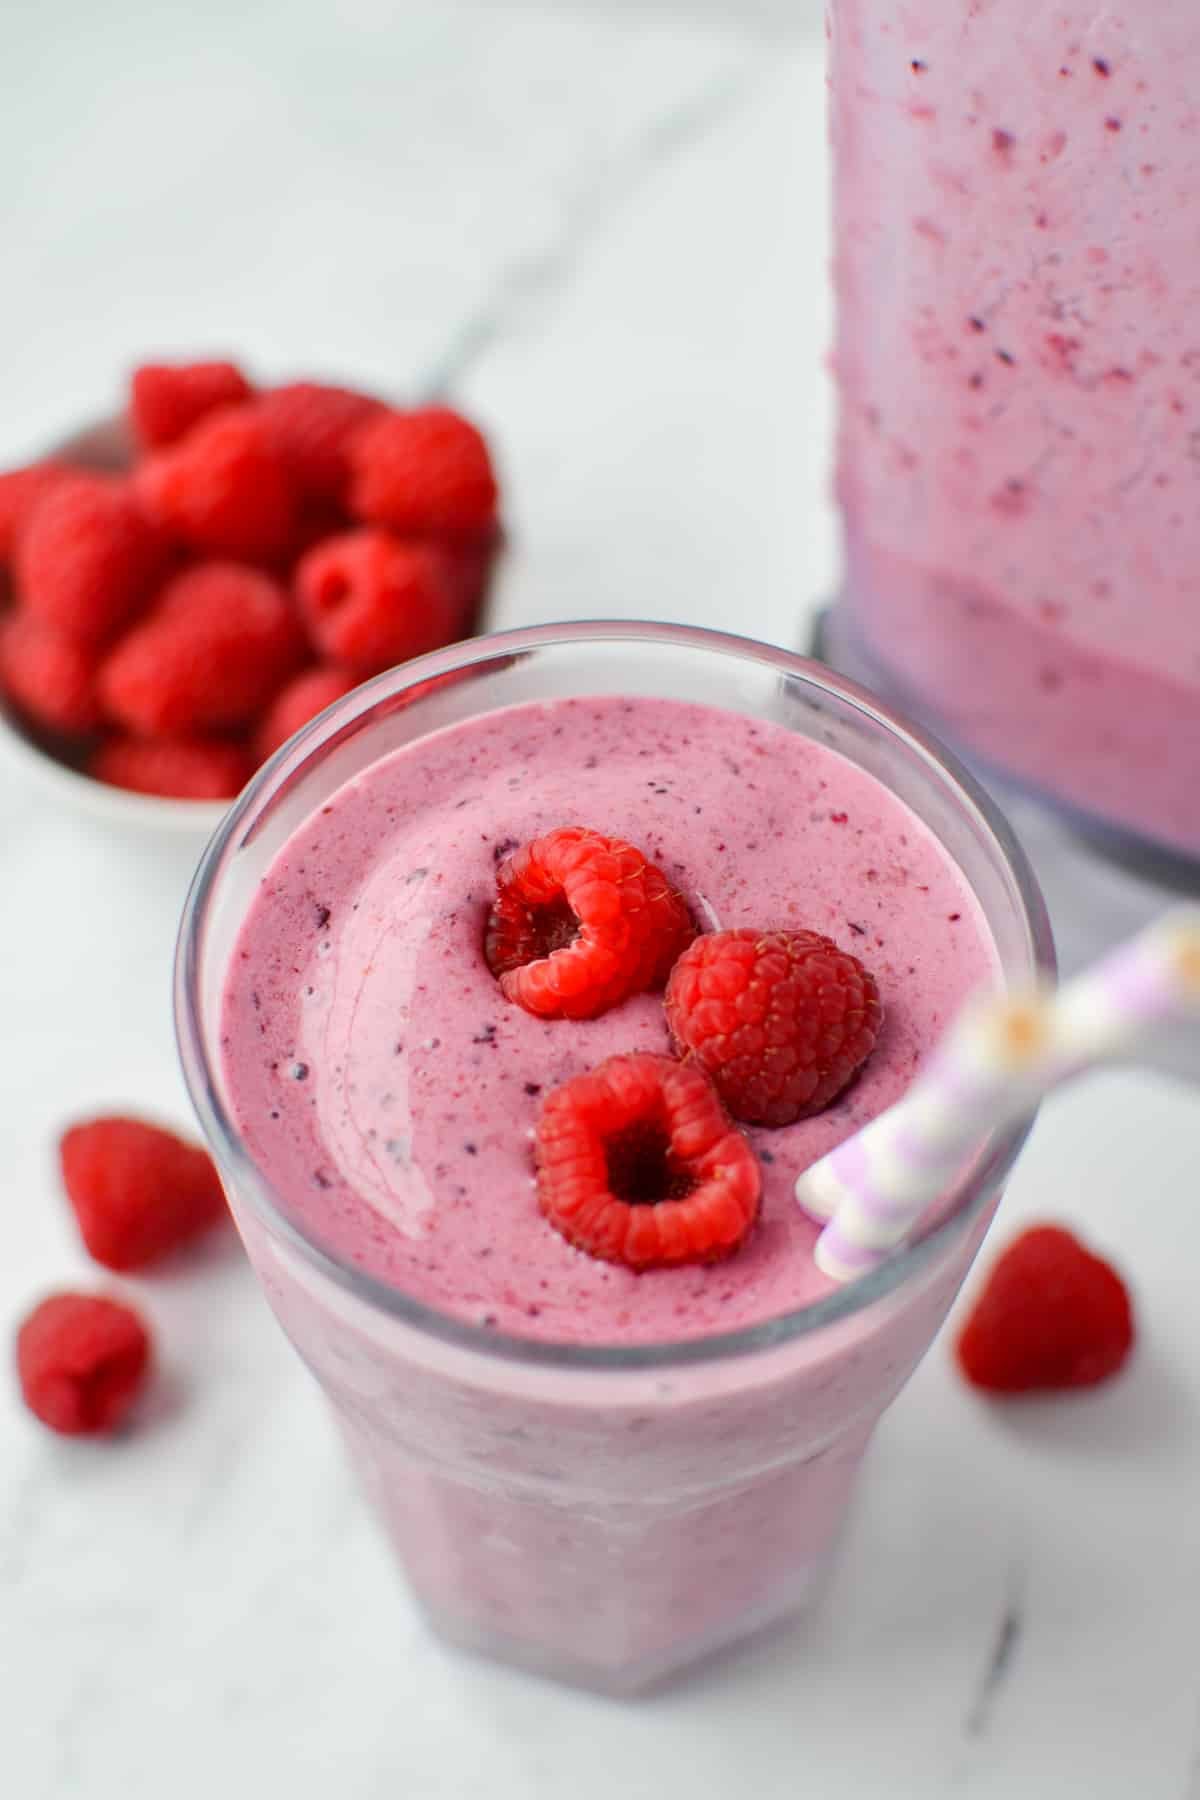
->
[926, 1046, 1008, 1113]
[825, 1130, 873, 1190]
[815, 1221, 882, 1278]
[822, 1133, 940, 1230]
[890, 1115, 966, 1172]
[1095, 941, 1168, 1019]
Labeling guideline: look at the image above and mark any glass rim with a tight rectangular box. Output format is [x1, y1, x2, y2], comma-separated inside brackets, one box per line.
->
[175, 619, 1055, 1373]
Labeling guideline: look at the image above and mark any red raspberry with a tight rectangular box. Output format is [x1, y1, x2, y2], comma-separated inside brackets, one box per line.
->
[61, 1116, 227, 1270]
[0, 613, 102, 736]
[255, 381, 382, 504]
[347, 406, 499, 539]
[16, 1293, 152, 1436]
[134, 406, 298, 562]
[17, 474, 168, 644]
[294, 529, 456, 675]
[535, 1052, 760, 1269]
[956, 1225, 1135, 1394]
[254, 665, 358, 762]
[90, 734, 253, 801]
[130, 359, 254, 449]
[484, 826, 695, 1021]
[665, 928, 882, 1127]
[0, 462, 77, 562]
[100, 561, 304, 735]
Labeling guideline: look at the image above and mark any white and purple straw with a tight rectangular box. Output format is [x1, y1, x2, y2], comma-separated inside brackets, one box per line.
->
[797, 909, 1200, 1284]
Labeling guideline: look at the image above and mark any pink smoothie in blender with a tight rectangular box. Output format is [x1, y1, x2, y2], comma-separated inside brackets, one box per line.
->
[828, 2, 1200, 861]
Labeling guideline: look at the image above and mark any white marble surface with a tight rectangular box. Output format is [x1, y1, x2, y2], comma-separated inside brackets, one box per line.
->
[3, 2, 1199, 1795]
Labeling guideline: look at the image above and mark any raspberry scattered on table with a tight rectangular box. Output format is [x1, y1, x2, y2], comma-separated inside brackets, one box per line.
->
[16, 1292, 152, 1436]
[60, 1116, 228, 1270]
[955, 1223, 1135, 1393]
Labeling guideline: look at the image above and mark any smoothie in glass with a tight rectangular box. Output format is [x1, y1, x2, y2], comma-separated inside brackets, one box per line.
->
[830, 2, 1200, 859]
[178, 624, 1050, 1693]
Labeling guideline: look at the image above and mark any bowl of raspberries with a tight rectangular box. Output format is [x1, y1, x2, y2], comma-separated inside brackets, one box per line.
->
[0, 359, 502, 830]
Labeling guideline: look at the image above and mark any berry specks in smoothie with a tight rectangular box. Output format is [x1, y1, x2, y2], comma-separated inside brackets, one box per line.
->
[222, 695, 996, 1343]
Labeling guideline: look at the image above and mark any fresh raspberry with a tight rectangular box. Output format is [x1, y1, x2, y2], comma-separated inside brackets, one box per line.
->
[347, 406, 499, 540]
[255, 381, 382, 504]
[665, 928, 882, 1127]
[0, 462, 77, 563]
[254, 665, 357, 762]
[0, 614, 102, 736]
[17, 474, 168, 643]
[130, 359, 254, 449]
[134, 406, 298, 562]
[90, 735, 252, 801]
[294, 529, 456, 675]
[956, 1225, 1135, 1394]
[16, 1293, 152, 1436]
[484, 826, 695, 1021]
[99, 561, 304, 735]
[535, 1052, 760, 1269]
[61, 1116, 227, 1270]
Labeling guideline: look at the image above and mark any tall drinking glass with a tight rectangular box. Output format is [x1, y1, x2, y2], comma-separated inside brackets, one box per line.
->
[176, 622, 1051, 1694]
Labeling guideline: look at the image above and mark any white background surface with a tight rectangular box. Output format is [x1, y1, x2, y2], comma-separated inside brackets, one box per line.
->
[3, 2, 1199, 1795]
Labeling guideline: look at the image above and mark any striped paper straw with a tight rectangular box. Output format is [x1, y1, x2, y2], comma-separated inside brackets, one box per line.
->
[797, 909, 1200, 1284]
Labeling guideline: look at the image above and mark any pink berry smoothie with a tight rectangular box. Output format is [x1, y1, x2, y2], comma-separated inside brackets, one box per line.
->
[208, 688, 1012, 1691]
[221, 696, 993, 1343]
[830, 2, 1200, 858]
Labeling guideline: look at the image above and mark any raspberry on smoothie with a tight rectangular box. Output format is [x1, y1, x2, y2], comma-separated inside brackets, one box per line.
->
[219, 693, 996, 1345]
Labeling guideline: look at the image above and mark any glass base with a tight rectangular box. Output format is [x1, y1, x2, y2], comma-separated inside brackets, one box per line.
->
[419, 1558, 829, 1697]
